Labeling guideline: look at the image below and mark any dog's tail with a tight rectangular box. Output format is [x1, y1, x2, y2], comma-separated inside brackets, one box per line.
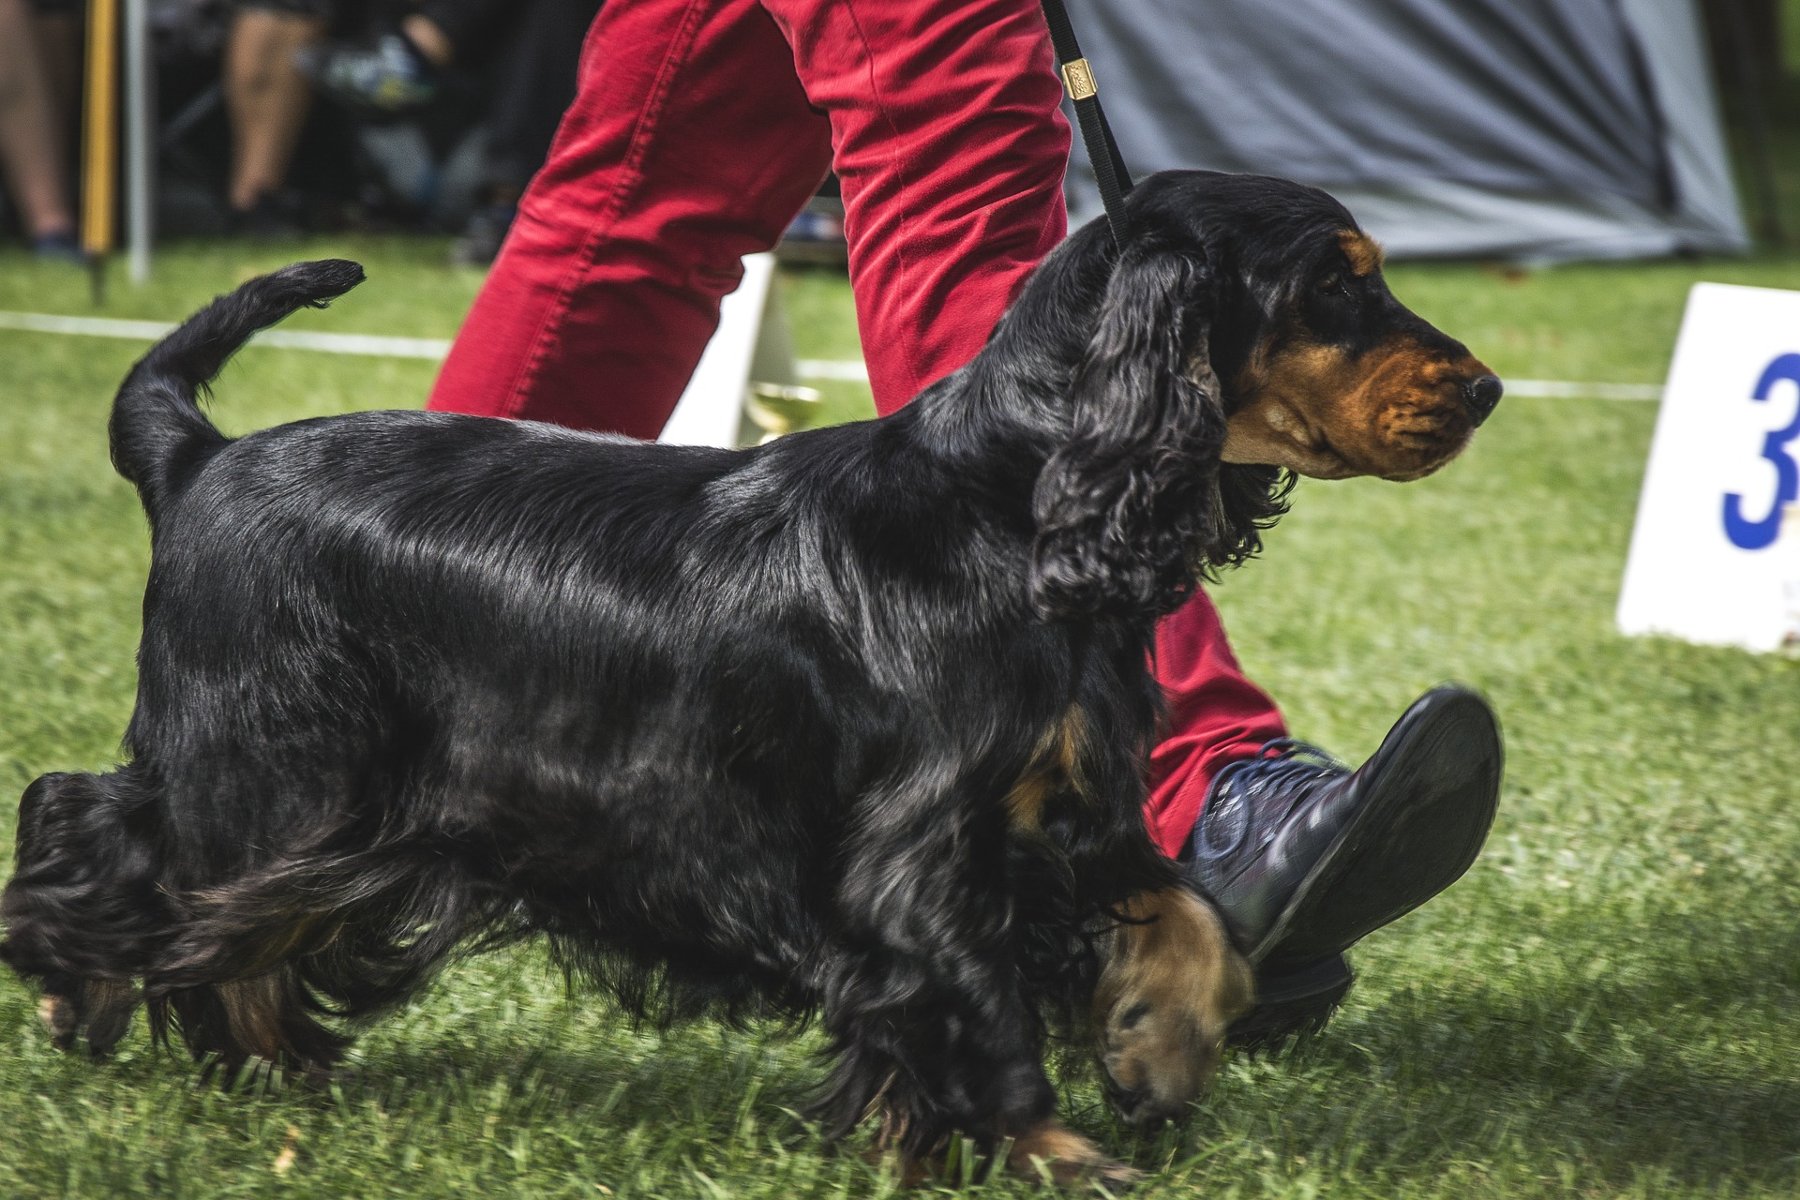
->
[110, 259, 366, 516]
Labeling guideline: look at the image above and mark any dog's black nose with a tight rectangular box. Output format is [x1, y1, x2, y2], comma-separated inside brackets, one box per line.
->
[1462, 375, 1503, 426]
[1104, 1079, 1146, 1118]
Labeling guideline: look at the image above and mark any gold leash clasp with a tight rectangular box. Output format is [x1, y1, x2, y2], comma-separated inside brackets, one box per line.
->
[1060, 57, 1097, 101]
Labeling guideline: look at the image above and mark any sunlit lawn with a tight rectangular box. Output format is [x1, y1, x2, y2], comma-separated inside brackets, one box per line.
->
[0, 238, 1796, 1197]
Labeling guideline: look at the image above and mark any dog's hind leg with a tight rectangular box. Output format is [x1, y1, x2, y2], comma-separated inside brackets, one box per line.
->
[77, 979, 142, 1055]
[38, 977, 142, 1057]
[146, 834, 483, 1075]
[150, 969, 349, 1081]
[2, 769, 169, 1057]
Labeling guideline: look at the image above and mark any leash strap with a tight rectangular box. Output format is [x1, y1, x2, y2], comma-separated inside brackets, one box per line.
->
[1039, 0, 1134, 246]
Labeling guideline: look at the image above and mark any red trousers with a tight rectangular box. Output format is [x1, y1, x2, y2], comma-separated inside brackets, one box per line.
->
[428, 0, 1287, 856]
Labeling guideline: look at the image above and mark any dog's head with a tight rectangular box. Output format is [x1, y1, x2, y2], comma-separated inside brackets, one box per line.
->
[1092, 887, 1254, 1130]
[1030, 170, 1499, 621]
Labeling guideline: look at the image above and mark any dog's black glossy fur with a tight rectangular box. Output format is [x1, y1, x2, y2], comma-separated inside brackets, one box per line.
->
[3, 171, 1490, 1171]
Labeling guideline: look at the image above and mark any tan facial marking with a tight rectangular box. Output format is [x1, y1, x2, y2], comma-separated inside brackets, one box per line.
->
[1338, 229, 1385, 276]
[1223, 342, 1370, 478]
[1225, 338, 1491, 481]
[1094, 887, 1254, 1128]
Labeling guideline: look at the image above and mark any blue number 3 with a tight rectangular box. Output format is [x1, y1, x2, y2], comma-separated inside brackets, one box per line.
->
[1723, 352, 1800, 551]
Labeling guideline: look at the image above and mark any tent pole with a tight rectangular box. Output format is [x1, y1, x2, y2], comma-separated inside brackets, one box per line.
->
[124, 0, 152, 283]
[81, 0, 119, 303]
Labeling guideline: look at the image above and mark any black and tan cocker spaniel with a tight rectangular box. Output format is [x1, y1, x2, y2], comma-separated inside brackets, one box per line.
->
[2, 171, 1498, 1187]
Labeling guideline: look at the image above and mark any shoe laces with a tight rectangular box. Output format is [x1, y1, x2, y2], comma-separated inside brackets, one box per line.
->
[1210, 738, 1350, 829]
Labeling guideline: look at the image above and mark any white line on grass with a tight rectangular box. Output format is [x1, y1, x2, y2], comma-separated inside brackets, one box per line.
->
[0, 310, 452, 359]
[794, 358, 872, 382]
[1499, 379, 1664, 401]
[0, 309, 1665, 400]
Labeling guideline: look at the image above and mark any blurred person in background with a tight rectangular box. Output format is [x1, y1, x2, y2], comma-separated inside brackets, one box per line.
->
[0, 0, 79, 258]
[24, 0, 81, 145]
[303, 0, 504, 114]
[223, 0, 335, 233]
[302, 0, 599, 262]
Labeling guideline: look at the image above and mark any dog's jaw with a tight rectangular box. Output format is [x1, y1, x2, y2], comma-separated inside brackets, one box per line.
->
[1220, 396, 1358, 479]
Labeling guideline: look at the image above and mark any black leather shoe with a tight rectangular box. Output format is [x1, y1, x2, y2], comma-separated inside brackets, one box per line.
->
[1226, 953, 1354, 1051]
[1191, 686, 1503, 966]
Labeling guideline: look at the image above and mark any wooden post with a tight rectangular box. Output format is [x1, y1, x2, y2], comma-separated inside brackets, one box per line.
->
[82, 0, 120, 297]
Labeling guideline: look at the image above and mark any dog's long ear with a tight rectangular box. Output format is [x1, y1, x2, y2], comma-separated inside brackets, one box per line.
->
[1029, 231, 1227, 622]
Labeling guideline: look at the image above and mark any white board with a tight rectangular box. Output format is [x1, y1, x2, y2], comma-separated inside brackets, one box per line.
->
[1617, 282, 1800, 653]
[658, 253, 781, 448]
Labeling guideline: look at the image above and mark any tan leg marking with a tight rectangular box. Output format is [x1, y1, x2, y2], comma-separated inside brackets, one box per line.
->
[1094, 887, 1254, 1128]
[38, 994, 77, 1047]
[1006, 1121, 1139, 1190]
[1004, 707, 1090, 832]
[218, 974, 286, 1061]
[38, 980, 139, 1053]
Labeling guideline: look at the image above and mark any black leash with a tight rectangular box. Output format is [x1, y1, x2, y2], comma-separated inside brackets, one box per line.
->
[1039, 0, 1134, 246]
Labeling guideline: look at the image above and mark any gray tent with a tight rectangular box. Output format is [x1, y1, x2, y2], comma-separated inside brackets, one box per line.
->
[1066, 0, 1748, 260]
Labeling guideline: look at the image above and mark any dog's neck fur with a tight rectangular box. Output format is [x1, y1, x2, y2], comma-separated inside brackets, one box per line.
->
[906, 225, 1116, 474]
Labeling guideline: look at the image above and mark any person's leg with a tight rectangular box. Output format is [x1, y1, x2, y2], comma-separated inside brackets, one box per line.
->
[428, 0, 833, 437]
[432, 0, 1069, 423]
[1145, 597, 1289, 858]
[427, 0, 1499, 1050]
[761, 0, 1071, 414]
[223, 1, 329, 215]
[426, 0, 1288, 889]
[27, 1, 81, 164]
[764, 7, 1496, 1046]
[0, 0, 76, 246]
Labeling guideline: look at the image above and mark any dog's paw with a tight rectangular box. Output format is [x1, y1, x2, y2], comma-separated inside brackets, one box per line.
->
[37, 980, 138, 1057]
[1006, 1122, 1140, 1192]
[1094, 887, 1255, 1128]
[38, 993, 78, 1052]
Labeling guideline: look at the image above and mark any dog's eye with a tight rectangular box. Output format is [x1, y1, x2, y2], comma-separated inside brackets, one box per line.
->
[1318, 273, 1351, 299]
[1117, 1001, 1151, 1031]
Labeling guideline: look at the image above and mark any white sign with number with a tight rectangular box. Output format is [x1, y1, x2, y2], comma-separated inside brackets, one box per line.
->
[1617, 282, 1800, 653]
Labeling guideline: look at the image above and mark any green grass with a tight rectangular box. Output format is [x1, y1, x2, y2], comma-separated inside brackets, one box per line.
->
[3, 238, 1800, 1198]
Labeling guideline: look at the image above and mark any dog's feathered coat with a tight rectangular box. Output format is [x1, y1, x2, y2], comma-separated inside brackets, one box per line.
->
[3, 172, 1496, 1183]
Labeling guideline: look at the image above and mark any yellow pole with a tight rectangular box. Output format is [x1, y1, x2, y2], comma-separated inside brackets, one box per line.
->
[82, 0, 119, 263]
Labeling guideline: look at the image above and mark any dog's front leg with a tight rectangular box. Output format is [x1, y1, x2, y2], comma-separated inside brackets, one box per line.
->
[815, 761, 1134, 1190]
[1061, 718, 1257, 1130]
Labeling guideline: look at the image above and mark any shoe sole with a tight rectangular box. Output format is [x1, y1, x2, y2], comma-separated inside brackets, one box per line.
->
[1246, 687, 1502, 964]
[1227, 962, 1354, 1053]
